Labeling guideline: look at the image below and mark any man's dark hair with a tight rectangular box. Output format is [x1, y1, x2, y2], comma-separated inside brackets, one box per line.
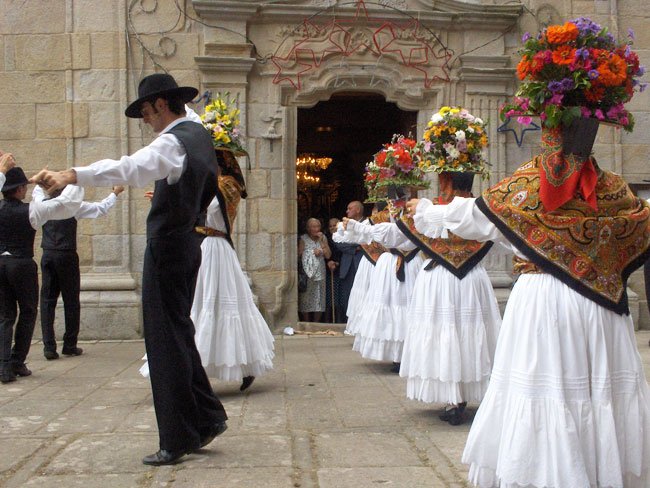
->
[147, 95, 185, 116]
[2, 186, 24, 200]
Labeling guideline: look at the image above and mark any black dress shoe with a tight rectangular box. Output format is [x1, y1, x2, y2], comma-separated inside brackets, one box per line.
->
[44, 350, 59, 360]
[12, 363, 32, 377]
[1, 369, 16, 384]
[390, 362, 401, 374]
[240, 376, 255, 391]
[142, 449, 189, 466]
[438, 402, 467, 422]
[62, 347, 83, 356]
[447, 407, 464, 426]
[199, 421, 228, 449]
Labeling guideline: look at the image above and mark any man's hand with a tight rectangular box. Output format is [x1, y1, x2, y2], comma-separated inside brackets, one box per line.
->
[0, 153, 16, 174]
[406, 198, 420, 218]
[30, 168, 77, 192]
[342, 217, 349, 230]
[144, 190, 154, 201]
[112, 185, 125, 196]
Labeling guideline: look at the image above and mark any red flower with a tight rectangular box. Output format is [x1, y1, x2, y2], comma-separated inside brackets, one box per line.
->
[552, 45, 576, 66]
[375, 151, 387, 167]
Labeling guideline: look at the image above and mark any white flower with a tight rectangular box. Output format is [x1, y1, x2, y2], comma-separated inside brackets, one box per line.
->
[444, 143, 460, 160]
[466, 127, 475, 133]
[454, 130, 466, 141]
[475, 117, 484, 125]
[203, 111, 217, 123]
[430, 113, 443, 124]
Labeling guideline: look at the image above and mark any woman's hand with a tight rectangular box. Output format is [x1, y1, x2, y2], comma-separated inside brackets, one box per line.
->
[406, 198, 420, 217]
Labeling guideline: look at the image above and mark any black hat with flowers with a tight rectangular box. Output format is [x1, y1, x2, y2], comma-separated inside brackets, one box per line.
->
[2, 167, 29, 192]
[125, 73, 198, 119]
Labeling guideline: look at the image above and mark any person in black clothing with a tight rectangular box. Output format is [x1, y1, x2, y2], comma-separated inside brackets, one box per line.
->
[34, 185, 125, 360]
[31, 74, 228, 466]
[336, 201, 365, 321]
[0, 158, 83, 384]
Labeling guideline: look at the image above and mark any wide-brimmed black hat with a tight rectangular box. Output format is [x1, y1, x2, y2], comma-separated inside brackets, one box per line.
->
[2, 167, 29, 192]
[125, 73, 198, 119]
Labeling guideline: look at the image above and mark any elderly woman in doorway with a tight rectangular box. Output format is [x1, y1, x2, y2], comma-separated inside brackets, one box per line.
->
[298, 217, 331, 322]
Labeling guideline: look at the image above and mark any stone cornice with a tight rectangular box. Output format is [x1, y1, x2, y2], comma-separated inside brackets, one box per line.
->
[193, 1, 521, 30]
[194, 55, 256, 74]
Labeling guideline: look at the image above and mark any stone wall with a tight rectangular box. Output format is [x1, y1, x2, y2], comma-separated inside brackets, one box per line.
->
[1, 0, 648, 336]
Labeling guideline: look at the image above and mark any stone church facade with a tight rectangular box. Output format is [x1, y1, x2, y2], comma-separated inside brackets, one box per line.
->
[1, 0, 648, 337]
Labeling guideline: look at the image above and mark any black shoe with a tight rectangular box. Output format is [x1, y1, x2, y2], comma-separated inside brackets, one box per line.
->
[438, 407, 454, 422]
[62, 347, 83, 357]
[44, 350, 59, 360]
[199, 421, 228, 449]
[142, 449, 189, 466]
[438, 403, 467, 422]
[447, 407, 464, 426]
[12, 363, 32, 377]
[390, 362, 401, 374]
[1, 369, 16, 384]
[240, 376, 255, 391]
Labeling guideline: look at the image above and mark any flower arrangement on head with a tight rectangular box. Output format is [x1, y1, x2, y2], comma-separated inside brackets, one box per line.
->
[364, 134, 431, 204]
[201, 92, 247, 155]
[421, 106, 490, 179]
[501, 17, 646, 132]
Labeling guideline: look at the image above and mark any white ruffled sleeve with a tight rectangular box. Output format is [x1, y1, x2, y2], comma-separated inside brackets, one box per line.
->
[370, 222, 416, 250]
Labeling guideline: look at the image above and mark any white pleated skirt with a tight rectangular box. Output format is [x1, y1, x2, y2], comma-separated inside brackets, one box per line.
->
[345, 256, 375, 335]
[352, 251, 423, 362]
[462, 273, 650, 488]
[139, 236, 275, 382]
[400, 262, 501, 405]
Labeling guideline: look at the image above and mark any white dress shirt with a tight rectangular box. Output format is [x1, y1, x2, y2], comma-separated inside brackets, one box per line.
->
[0, 173, 84, 230]
[32, 185, 117, 220]
[74, 117, 193, 188]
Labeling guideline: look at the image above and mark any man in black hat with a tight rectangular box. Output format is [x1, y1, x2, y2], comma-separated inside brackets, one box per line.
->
[0, 156, 84, 384]
[31, 73, 228, 466]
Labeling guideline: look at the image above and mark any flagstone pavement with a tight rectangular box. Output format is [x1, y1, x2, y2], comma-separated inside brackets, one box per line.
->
[1, 331, 649, 488]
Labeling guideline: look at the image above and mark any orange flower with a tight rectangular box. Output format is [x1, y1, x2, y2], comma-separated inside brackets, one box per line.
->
[584, 86, 605, 103]
[546, 22, 579, 44]
[597, 54, 627, 86]
[517, 59, 532, 80]
[551, 45, 576, 65]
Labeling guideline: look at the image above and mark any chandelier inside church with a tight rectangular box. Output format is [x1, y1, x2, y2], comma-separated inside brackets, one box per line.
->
[295, 153, 333, 186]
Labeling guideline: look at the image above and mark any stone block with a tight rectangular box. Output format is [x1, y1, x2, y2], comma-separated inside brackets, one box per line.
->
[258, 199, 285, 233]
[257, 139, 286, 170]
[247, 232, 273, 270]
[318, 467, 446, 488]
[0, 139, 67, 170]
[91, 235, 124, 267]
[72, 2, 120, 32]
[88, 102, 122, 138]
[251, 270, 285, 305]
[14, 34, 71, 70]
[132, 33, 200, 70]
[73, 138, 121, 166]
[170, 468, 294, 488]
[0, 438, 44, 473]
[70, 102, 90, 138]
[130, 235, 147, 271]
[90, 33, 125, 69]
[247, 198, 259, 233]
[77, 234, 93, 267]
[79, 297, 142, 340]
[130, 197, 151, 235]
[73, 70, 119, 101]
[246, 169, 269, 199]
[622, 144, 650, 174]
[36, 102, 66, 139]
[0, 1, 66, 34]
[0, 103, 35, 139]
[71, 33, 91, 70]
[269, 169, 286, 199]
[0, 72, 65, 103]
[315, 432, 423, 468]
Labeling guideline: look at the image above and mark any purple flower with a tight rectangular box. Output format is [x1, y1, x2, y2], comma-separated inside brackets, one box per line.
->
[549, 93, 564, 105]
[572, 17, 602, 35]
[625, 45, 631, 57]
[588, 70, 600, 80]
[560, 78, 575, 91]
[548, 81, 564, 93]
[522, 32, 531, 42]
[575, 48, 589, 60]
[640, 83, 648, 93]
[628, 28, 635, 40]
[639, 66, 646, 76]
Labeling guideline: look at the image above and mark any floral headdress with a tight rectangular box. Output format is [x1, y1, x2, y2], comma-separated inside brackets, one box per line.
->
[364, 134, 430, 203]
[201, 93, 247, 155]
[421, 106, 490, 179]
[501, 17, 646, 131]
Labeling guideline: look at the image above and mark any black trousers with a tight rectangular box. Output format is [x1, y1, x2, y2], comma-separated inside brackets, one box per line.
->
[142, 234, 227, 452]
[0, 257, 38, 367]
[40, 250, 81, 352]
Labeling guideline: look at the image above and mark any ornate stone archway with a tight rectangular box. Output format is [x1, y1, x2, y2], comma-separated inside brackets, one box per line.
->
[193, 0, 522, 328]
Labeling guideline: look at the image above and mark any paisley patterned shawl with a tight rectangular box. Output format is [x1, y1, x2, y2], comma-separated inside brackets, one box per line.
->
[361, 210, 391, 265]
[213, 175, 243, 248]
[476, 156, 650, 314]
[396, 215, 493, 280]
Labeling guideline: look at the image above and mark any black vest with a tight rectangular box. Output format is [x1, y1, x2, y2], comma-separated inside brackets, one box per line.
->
[146, 121, 218, 238]
[42, 217, 78, 251]
[0, 199, 36, 258]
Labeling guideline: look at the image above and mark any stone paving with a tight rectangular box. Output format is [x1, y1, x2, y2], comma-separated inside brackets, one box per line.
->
[1, 331, 650, 488]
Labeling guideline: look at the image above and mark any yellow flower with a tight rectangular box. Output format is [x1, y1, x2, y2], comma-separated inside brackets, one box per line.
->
[439, 106, 451, 115]
[450, 108, 460, 114]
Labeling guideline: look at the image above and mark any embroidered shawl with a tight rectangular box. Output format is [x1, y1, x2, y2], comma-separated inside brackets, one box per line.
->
[397, 215, 492, 279]
[476, 156, 650, 314]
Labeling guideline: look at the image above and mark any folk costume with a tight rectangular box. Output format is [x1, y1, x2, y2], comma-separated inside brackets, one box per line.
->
[396, 192, 503, 424]
[413, 128, 650, 487]
[73, 74, 227, 458]
[0, 168, 83, 383]
[32, 186, 119, 358]
[335, 212, 423, 363]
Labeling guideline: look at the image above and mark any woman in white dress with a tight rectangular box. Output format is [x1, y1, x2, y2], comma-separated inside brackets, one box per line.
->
[298, 218, 331, 322]
[407, 135, 650, 487]
[335, 213, 423, 367]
